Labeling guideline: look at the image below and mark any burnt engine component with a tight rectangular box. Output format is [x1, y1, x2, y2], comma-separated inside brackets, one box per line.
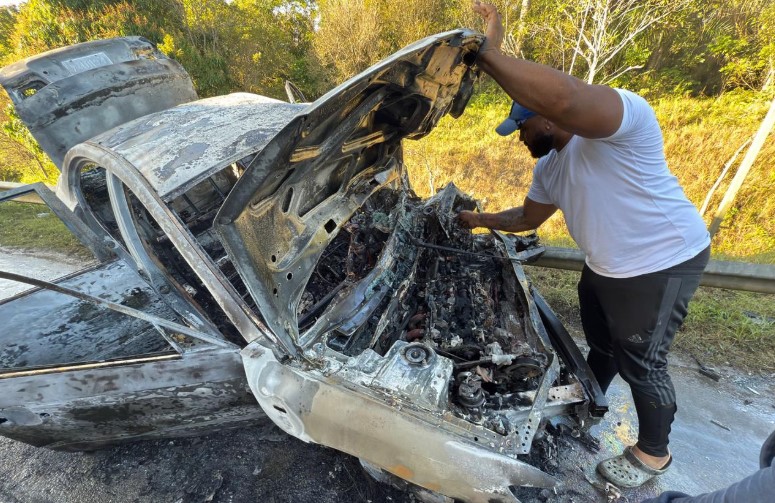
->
[304, 184, 552, 427]
[402, 343, 434, 366]
[457, 372, 486, 421]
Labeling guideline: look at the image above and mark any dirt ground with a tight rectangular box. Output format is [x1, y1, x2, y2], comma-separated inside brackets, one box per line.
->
[0, 420, 410, 503]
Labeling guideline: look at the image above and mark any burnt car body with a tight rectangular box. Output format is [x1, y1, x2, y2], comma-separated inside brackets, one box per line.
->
[0, 34, 606, 502]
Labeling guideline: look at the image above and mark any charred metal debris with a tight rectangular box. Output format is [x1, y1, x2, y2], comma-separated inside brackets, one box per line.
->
[297, 183, 585, 439]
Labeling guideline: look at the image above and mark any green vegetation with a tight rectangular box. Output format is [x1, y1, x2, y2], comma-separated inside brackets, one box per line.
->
[0, 201, 93, 259]
[526, 266, 775, 373]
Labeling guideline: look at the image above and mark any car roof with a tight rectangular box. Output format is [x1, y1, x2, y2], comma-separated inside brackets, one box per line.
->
[83, 93, 306, 201]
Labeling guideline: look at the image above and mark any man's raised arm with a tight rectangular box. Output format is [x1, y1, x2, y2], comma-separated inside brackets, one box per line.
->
[472, 1, 623, 139]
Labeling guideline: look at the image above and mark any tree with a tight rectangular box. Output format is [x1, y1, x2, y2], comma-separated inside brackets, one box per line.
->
[6, 0, 184, 58]
[623, 0, 775, 95]
[708, 1, 775, 91]
[313, 0, 390, 82]
[271, 1, 329, 98]
[2, 0, 240, 96]
[159, 0, 237, 96]
[761, 4, 775, 90]
[448, 0, 527, 58]
[556, 0, 692, 84]
[0, 7, 17, 65]
[1, 103, 57, 183]
[314, 0, 457, 83]
[229, 0, 326, 99]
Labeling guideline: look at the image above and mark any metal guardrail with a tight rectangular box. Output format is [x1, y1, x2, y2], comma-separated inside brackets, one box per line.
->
[0, 181, 45, 204]
[533, 247, 775, 295]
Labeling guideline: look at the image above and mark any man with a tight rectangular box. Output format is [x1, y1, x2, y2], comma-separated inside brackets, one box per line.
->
[458, 1, 711, 488]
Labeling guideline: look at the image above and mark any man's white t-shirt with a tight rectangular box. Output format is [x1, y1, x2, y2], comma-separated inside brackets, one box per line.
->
[526, 89, 710, 278]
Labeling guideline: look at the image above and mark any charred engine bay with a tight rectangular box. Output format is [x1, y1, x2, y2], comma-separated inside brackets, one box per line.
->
[300, 184, 554, 425]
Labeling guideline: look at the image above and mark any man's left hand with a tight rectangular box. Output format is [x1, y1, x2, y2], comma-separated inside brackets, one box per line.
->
[457, 210, 481, 229]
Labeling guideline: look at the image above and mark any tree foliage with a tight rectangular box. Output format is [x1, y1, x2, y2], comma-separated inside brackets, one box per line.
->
[1, 102, 58, 184]
[313, 0, 391, 82]
[311, 0, 775, 93]
[7, 1, 179, 57]
[2, 0, 775, 183]
[2, 0, 772, 99]
[0, 0, 330, 99]
[0, 7, 17, 65]
[314, 0, 457, 83]
[556, 0, 692, 84]
[228, 0, 327, 98]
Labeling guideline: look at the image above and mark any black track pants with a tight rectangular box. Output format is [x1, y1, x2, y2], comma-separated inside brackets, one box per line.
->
[579, 246, 710, 457]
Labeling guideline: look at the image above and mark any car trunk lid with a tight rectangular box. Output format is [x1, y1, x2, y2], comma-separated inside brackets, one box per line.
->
[0, 37, 197, 170]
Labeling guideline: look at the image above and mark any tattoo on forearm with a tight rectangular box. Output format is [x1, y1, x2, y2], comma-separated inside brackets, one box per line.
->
[483, 207, 533, 232]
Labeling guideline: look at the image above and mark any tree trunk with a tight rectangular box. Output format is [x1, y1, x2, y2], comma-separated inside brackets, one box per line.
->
[709, 96, 775, 237]
[515, 0, 530, 55]
[699, 137, 752, 216]
[645, 31, 675, 73]
[569, 1, 591, 77]
[762, 59, 774, 91]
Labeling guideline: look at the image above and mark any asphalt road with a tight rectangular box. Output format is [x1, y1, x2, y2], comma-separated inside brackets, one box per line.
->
[1, 350, 772, 503]
[0, 248, 84, 299]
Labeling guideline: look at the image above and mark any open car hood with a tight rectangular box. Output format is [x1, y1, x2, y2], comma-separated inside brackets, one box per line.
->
[215, 30, 483, 352]
[0, 37, 197, 170]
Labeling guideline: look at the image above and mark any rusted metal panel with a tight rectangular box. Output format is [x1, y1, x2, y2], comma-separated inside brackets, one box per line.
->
[0, 37, 197, 170]
[243, 342, 579, 503]
[532, 288, 609, 417]
[89, 93, 305, 200]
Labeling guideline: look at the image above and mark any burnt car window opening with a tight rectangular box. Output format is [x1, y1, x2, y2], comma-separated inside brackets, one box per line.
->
[124, 179, 248, 347]
[78, 165, 128, 249]
[0, 199, 97, 300]
[69, 162, 236, 345]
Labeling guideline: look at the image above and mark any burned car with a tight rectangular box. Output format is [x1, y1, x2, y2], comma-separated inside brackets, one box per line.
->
[0, 33, 606, 502]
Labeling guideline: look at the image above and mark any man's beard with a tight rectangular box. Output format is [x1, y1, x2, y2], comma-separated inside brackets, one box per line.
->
[527, 132, 554, 158]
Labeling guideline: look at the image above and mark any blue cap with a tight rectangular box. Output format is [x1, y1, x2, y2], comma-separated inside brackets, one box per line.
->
[495, 101, 537, 136]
